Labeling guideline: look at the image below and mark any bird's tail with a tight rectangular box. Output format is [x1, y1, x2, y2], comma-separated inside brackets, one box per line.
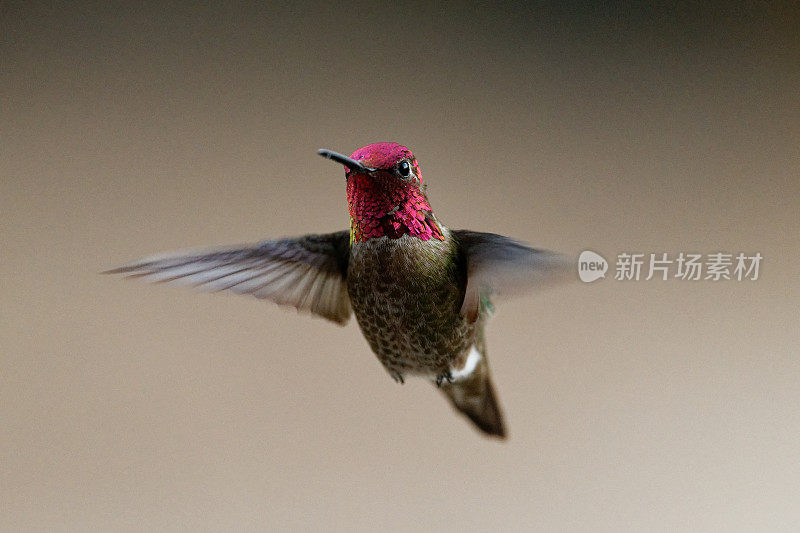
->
[438, 349, 506, 439]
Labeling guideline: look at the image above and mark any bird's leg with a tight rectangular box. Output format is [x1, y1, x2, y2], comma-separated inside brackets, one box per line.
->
[435, 370, 454, 388]
[389, 370, 405, 384]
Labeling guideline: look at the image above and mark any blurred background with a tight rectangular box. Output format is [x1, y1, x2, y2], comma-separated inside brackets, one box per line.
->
[2, 2, 798, 530]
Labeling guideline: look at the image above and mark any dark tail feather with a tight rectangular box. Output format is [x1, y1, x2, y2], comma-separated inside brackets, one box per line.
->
[439, 356, 506, 439]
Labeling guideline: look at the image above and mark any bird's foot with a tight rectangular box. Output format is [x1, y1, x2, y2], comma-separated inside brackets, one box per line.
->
[435, 370, 454, 388]
[390, 371, 405, 384]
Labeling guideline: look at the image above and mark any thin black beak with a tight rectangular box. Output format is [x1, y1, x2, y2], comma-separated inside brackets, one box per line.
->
[317, 149, 375, 173]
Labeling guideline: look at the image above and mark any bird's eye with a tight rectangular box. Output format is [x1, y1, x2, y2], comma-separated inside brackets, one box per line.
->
[397, 160, 412, 178]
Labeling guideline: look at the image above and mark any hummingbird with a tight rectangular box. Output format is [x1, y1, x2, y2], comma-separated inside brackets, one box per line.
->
[105, 142, 572, 439]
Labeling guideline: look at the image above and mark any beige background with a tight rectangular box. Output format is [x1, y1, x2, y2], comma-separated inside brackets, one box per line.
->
[2, 3, 799, 531]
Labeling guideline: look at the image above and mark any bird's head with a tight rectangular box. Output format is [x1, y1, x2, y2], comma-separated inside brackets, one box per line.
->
[318, 142, 443, 243]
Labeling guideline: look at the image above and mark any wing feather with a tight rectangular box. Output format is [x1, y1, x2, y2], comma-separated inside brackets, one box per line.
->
[453, 230, 574, 323]
[104, 231, 352, 324]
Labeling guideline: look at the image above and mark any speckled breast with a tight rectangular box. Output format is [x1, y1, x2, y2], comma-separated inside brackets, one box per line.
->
[346, 232, 474, 381]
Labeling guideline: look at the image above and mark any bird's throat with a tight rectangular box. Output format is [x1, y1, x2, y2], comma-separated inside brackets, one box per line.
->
[347, 174, 444, 244]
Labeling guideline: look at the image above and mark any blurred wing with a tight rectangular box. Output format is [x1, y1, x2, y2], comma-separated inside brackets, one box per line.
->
[454, 230, 574, 323]
[104, 231, 352, 325]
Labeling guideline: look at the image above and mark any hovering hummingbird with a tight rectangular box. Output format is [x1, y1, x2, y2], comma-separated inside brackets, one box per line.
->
[106, 142, 572, 439]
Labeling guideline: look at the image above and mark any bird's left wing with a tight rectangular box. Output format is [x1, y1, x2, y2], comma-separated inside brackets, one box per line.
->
[103, 231, 352, 325]
[453, 230, 574, 323]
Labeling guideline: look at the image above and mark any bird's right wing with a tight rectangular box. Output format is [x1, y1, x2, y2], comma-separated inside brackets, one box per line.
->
[454, 230, 574, 323]
[103, 231, 352, 325]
